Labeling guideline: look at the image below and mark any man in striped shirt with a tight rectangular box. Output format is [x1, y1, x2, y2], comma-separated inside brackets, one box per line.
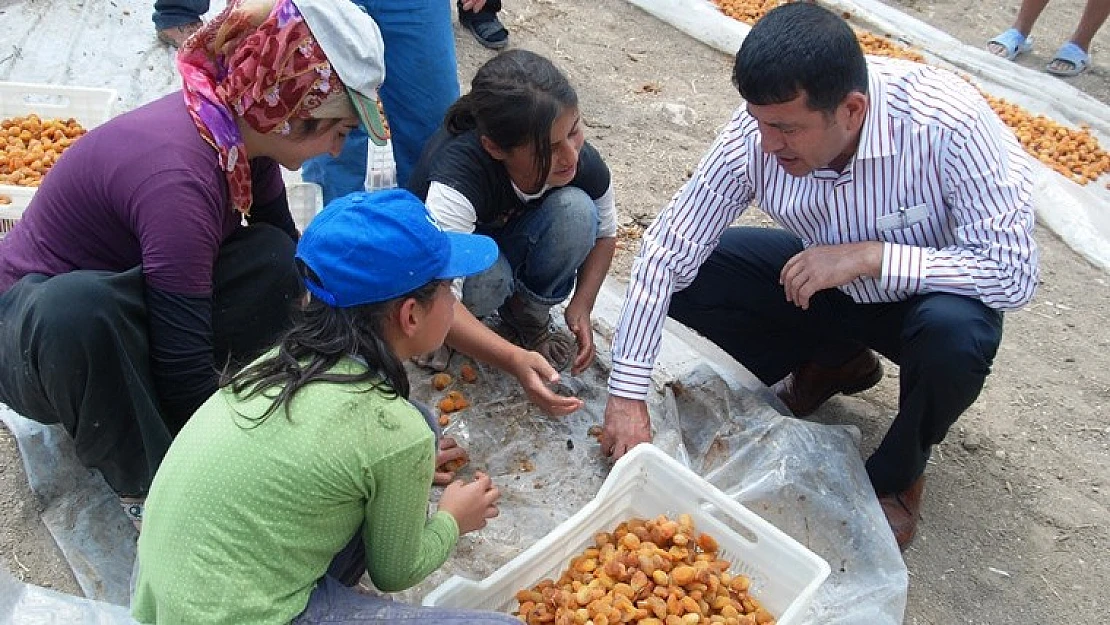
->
[602, 2, 1039, 550]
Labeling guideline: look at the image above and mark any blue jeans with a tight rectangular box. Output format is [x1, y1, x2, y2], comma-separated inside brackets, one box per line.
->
[463, 187, 598, 316]
[292, 576, 519, 624]
[667, 227, 1004, 495]
[152, 0, 208, 30]
[302, 0, 460, 204]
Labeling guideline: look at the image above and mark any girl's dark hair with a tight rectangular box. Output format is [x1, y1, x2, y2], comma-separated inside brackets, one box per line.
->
[444, 49, 578, 187]
[222, 261, 443, 427]
[732, 2, 868, 114]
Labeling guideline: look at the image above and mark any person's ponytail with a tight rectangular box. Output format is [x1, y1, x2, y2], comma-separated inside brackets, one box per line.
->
[444, 93, 478, 135]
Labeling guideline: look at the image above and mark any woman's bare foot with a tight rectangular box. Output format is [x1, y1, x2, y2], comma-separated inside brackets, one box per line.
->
[156, 21, 202, 48]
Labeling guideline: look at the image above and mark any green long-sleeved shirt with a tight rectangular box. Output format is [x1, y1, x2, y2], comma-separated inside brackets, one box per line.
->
[131, 358, 458, 624]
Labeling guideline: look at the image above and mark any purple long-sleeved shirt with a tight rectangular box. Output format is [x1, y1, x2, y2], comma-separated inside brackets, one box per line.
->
[0, 91, 287, 295]
[0, 92, 295, 429]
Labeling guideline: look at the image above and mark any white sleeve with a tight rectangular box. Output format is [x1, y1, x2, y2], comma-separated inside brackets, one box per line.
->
[609, 108, 754, 399]
[425, 182, 481, 300]
[595, 183, 617, 238]
[425, 182, 478, 234]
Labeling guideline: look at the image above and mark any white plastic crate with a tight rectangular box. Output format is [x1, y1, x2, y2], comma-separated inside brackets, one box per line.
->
[364, 138, 397, 192]
[286, 181, 324, 231]
[423, 444, 831, 625]
[0, 205, 22, 237]
[0, 81, 117, 233]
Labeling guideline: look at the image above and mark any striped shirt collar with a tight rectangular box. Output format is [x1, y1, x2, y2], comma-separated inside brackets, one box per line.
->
[811, 62, 893, 180]
[855, 63, 896, 162]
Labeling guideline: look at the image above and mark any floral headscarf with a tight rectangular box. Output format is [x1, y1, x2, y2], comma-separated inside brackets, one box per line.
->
[177, 0, 344, 215]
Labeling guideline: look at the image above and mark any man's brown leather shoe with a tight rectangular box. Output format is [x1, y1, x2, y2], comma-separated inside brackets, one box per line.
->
[772, 349, 883, 417]
[878, 476, 925, 551]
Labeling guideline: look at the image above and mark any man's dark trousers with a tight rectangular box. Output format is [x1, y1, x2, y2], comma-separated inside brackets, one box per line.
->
[668, 226, 1003, 494]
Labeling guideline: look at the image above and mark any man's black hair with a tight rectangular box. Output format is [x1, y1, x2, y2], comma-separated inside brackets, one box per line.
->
[732, 2, 868, 113]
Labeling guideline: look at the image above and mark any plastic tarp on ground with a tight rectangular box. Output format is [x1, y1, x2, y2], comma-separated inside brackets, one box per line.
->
[6, 0, 1110, 622]
[625, 0, 1110, 274]
[0, 280, 909, 624]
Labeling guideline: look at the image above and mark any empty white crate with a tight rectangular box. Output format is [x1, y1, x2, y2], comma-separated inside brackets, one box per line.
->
[423, 444, 831, 625]
[0, 81, 117, 233]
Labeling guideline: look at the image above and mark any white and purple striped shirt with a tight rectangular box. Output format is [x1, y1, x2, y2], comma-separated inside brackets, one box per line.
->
[609, 57, 1040, 400]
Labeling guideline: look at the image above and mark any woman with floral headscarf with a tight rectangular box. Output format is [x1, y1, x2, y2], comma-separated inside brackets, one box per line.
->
[0, 0, 385, 527]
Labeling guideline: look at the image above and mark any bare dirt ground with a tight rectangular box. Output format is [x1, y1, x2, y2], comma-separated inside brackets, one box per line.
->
[2, 0, 1108, 623]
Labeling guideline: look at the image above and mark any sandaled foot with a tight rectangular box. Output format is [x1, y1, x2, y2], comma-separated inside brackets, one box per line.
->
[986, 28, 1033, 61]
[461, 15, 509, 50]
[521, 324, 575, 372]
[1046, 41, 1091, 77]
[496, 296, 575, 372]
[157, 21, 203, 48]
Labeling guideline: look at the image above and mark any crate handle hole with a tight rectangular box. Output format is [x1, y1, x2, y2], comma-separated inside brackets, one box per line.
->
[697, 499, 759, 544]
[19, 94, 73, 110]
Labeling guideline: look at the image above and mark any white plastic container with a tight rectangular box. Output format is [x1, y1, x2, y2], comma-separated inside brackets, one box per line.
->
[286, 181, 324, 231]
[423, 444, 831, 625]
[364, 138, 397, 192]
[0, 81, 117, 234]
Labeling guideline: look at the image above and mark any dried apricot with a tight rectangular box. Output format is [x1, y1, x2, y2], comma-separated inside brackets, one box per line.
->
[438, 455, 469, 473]
[445, 390, 470, 410]
[459, 362, 478, 383]
[512, 515, 773, 625]
[0, 115, 87, 188]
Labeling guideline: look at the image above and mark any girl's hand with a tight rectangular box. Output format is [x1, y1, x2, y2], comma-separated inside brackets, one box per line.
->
[460, 0, 487, 12]
[434, 437, 468, 486]
[507, 349, 584, 415]
[563, 302, 596, 375]
[438, 471, 501, 535]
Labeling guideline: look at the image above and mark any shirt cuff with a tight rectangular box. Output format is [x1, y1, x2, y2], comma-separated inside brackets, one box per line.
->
[607, 358, 654, 400]
[429, 509, 460, 545]
[879, 242, 926, 294]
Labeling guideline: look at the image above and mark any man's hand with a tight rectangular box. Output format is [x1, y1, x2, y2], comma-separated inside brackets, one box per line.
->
[600, 395, 652, 460]
[459, 0, 488, 12]
[564, 301, 596, 376]
[507, 349, 584, 415]
[434, 437, 468, 486]
[780, 241, 883, 309]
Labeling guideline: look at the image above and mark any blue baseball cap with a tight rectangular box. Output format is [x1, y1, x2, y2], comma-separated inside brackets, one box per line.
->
[295, 189, 498, 307]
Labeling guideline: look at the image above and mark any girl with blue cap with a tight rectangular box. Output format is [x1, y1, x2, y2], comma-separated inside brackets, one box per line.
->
[132, 189, 517, 625]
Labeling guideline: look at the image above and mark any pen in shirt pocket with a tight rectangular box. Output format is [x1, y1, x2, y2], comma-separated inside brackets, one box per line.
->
[877, 203, 929, 231]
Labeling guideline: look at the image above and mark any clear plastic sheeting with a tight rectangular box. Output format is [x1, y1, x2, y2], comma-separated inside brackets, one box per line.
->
[400, 282, 908, 624]
[0, 409, 138, 606]
[0, 280, 909, 624]
[0, 567, 133, 625]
